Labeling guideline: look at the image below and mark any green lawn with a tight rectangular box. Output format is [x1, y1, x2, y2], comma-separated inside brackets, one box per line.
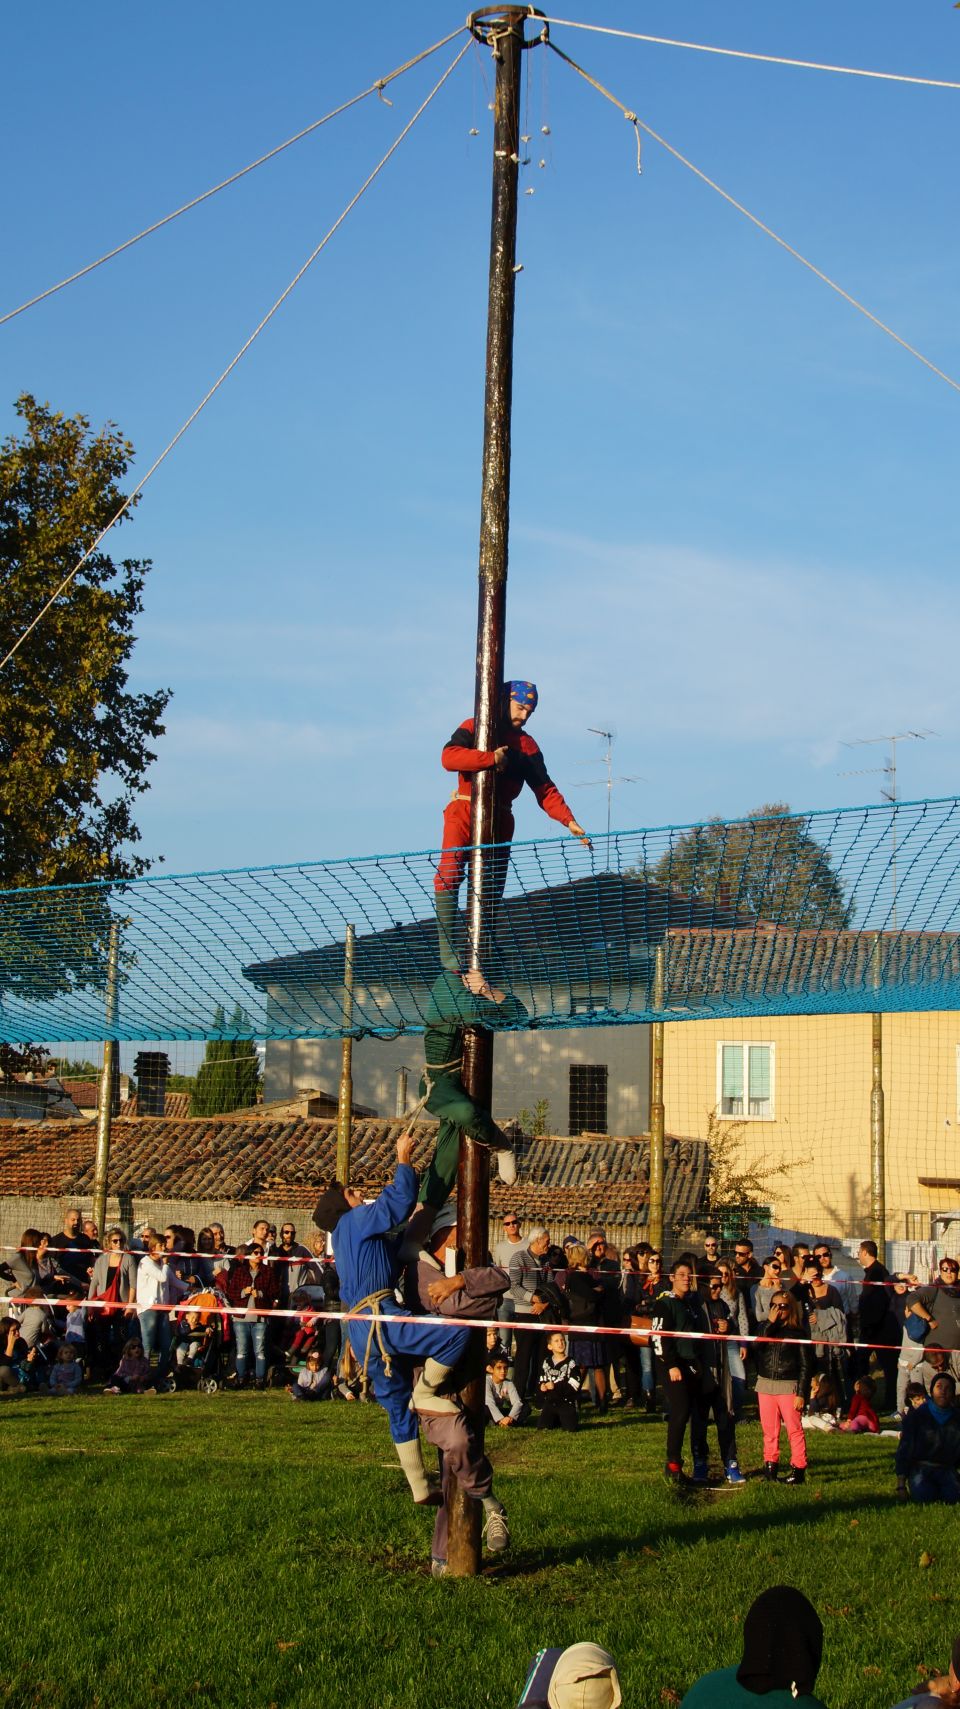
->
[2, 1392, 953, 1709]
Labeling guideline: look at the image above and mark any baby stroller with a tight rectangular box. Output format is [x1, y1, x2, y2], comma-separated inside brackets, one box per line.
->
[169, 1288, 233, 1393]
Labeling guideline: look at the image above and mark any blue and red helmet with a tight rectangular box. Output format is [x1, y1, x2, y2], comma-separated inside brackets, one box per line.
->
[506, 680, 538, 712]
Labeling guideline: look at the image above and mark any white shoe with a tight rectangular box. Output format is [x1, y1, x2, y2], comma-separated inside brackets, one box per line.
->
[497, 1149, 518, 1187]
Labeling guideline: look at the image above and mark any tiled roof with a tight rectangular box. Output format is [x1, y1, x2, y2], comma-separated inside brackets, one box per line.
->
[665, 926, 960, 1007]
[0, 1118, 708, 1226]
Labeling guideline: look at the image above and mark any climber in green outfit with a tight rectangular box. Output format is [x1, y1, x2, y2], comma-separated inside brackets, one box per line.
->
[417, 967, 528, 1209]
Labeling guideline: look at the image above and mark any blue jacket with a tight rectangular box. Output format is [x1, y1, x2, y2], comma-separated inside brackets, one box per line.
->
[332, 1164, 418, 1310]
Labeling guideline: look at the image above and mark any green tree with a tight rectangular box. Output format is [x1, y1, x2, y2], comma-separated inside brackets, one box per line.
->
[0, 393, 170, 1030]
[697, 1108, 811, 1240]
[191, 1006, 260, 1115]
[648, 802, 852, 928]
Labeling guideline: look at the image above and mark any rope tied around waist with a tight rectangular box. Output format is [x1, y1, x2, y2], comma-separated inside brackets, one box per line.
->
[350, 1289, 398, 1380]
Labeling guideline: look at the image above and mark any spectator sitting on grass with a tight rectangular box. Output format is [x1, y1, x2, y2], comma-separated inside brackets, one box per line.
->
[839, 1375, 880, 1433]
[888, 1631, 960, 1709]
[104, 1338, 154, 1395]
[802, 1370, 842, 1431]
[286, 1348, 331, 1402]
[546, 1643, 622, 1709]
[0, 1317, 27, 1396]
[48, 1342, 83, 1396]
[486, 1354, 527, 1427]
[680, 1585, 827, 1709]
[895, 1373, 960, 1504]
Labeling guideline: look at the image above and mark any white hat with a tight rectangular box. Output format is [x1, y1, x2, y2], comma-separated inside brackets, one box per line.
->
[547, 1644, 622, 1709]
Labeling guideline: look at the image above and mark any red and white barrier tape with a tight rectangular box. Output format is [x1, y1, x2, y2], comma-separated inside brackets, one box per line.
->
[2, 1292, 933, 1355]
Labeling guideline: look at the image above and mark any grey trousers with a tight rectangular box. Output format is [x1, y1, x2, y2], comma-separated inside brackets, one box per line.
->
[421, 1408, 493, 1563]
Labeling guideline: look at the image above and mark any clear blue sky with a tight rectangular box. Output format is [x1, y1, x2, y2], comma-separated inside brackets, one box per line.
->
[3, 2, 958, 881]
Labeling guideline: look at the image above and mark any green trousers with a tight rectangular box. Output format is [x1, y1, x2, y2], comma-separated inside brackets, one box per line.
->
[418, 1068, 509, 1208]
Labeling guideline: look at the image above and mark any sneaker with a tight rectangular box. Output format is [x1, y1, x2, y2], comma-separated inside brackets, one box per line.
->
[664, 1461, 684, 1485]
[143, 1385, 157, 1396]
[725, 1462, 746, 1486]
[496, 1149, 518, 1187]
[430, 1557, 449, 1577]
[483, 1508, 510, 1553]
[762, 1462, 778, 1482]
[785, 1465, 806, 1485]
[103, 1385, 121, 1395]
[691, 1459, 709, 1485]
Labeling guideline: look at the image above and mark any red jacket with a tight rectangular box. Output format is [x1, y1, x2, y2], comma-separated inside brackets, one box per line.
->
[224, 1261, 279, 1312]
[441, 717, 573, 827]
[847, 1392, 880, 1432]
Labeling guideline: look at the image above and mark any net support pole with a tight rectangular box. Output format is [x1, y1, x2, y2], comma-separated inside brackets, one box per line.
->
[450, 6, 525, 1581]
[91, 918, 121, 1239]
[870, 937, 886, 1253]
[648, 943, 666, 1252]
[395, 1065, 408, 1119]
[336, 923, 355, 1183]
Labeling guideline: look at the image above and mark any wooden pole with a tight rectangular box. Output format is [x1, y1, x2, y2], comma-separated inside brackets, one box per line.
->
[336, 923, 355, 1184]
[91, 918, 121, 1240]
[450, 5, 526, 1579]
[648, 943, 666, 1253]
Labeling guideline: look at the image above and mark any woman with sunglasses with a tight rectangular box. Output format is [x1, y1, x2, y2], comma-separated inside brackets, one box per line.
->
[754, 1290, 814, 1483]
[87, 1227, 137, 1376]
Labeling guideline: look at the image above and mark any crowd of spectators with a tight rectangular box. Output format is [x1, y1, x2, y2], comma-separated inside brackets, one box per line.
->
[2, 1206, 960, 1500]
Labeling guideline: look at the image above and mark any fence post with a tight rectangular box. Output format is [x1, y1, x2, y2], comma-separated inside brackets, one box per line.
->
[648, 943, 666, 1253]
[336, 924, 356, 1185]
[870, 936, 886, 1253]
[91, 918, 121, 1239]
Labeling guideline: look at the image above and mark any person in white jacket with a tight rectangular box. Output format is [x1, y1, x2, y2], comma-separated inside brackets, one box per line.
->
[135, 1236, 186, 1379]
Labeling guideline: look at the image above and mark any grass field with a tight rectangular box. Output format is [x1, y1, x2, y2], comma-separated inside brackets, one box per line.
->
[2, 1391, 954, 1709]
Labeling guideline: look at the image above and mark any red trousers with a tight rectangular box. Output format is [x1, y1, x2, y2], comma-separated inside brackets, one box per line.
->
[758, 1391, 807, 1468]
[434, 797, 514, 895]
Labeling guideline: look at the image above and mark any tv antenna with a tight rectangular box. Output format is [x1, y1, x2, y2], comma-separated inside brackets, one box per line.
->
[575, 728, 645, 870]
[838, 729, 938, 929]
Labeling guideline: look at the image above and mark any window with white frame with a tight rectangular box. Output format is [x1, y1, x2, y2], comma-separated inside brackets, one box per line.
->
[717, 1042, 775, 1119]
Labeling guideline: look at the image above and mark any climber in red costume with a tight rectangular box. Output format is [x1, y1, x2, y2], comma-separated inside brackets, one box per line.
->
[433, 680, 591, 968]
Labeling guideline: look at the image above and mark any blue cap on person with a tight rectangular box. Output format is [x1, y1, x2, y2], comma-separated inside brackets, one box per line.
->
[508, 680, 538, 711]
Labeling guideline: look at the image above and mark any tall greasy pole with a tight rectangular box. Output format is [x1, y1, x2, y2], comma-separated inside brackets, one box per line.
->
[449, 5, 526, 1579]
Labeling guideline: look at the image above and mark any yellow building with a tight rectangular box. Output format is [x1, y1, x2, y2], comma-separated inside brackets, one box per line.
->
[662, 927, 960, 1243]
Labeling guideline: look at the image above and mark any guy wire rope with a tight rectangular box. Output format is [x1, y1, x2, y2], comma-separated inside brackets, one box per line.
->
[0, 39, 472, 677]
[545, 38, 960, 399]
[540, 16, 960, 91]
[0, 25, 469, 329]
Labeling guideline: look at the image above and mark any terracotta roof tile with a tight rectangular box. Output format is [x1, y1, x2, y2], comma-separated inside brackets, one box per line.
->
[0, 1119, 708, 1228]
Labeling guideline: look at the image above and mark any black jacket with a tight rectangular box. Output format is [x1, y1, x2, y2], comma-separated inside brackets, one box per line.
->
[753, 1321, 814, 1396]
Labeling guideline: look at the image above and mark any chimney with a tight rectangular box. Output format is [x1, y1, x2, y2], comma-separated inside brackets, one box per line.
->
[134, 1051, 170, 1117]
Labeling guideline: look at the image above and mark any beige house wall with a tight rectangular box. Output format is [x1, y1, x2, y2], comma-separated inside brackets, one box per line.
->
[663, 1010, 960, 1242]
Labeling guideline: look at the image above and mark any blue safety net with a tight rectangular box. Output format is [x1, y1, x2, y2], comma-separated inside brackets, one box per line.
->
[2, 797, 960, 1044]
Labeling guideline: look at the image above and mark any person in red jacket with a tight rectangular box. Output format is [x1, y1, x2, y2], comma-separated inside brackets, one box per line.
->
[434, 681, 590, 968]
[225, 1244, 279, 1389]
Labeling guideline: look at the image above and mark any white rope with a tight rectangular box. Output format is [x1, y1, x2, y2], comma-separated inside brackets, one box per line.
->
[548, 41, 960, 399]
[540, 15, 960, 92]
[0, 26, 467, 329]
[0, 41, 471, 676]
